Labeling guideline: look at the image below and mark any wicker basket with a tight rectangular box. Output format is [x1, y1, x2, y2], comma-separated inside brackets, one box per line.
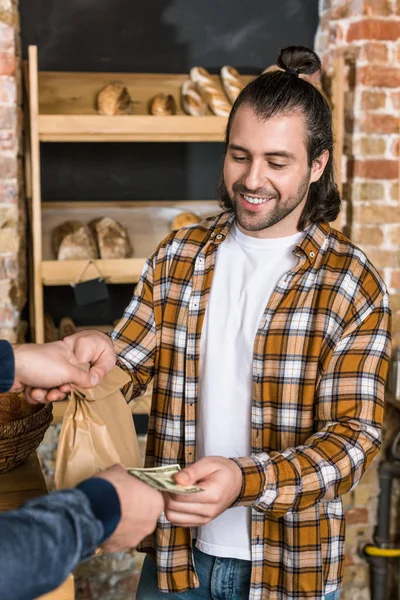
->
[0, 401, 53, 474]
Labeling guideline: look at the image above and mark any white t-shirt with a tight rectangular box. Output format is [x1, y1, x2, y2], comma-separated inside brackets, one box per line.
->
[195, 223, 303, 560]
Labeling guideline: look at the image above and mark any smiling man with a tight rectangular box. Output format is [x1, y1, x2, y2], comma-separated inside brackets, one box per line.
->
[51, 46, 391, 600]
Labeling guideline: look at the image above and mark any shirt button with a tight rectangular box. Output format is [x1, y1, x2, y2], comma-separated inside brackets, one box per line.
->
[216, 234, 223, 240]
[310, 251, 315, 258]
[210, 232, 216, 237]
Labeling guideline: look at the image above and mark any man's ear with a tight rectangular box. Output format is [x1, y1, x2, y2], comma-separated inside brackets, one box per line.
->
[310, 149, 329, 184]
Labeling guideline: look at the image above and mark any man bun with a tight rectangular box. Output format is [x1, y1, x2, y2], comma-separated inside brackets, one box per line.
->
[277, 46, 321, 77]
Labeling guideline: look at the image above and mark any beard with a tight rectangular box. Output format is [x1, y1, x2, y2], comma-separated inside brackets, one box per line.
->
[218, 169, 311, 233]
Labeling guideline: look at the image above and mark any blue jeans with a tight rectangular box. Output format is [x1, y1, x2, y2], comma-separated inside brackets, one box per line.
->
[136, 544, 341, 599]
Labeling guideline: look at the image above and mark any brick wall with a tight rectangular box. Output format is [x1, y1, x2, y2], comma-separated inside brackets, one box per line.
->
[316, 1, 400, 598]
[0, 0, 26, 343]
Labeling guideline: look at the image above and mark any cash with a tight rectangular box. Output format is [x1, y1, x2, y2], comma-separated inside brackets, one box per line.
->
[127, 464, 204, 494]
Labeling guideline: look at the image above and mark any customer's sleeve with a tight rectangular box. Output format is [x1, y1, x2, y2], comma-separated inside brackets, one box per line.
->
[233, 292, 391, 517]
[0, 479, 120, 600]
[0, 339, 15, 392]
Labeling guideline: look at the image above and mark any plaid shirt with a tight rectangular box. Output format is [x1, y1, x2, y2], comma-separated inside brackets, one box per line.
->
[112, 210, 391, 600]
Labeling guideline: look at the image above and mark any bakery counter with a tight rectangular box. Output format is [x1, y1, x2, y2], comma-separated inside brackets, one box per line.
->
[0, 453, 74, 599]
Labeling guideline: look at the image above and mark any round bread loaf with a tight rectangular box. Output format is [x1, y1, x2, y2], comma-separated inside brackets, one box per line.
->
[149, 93, 177, 116]
[89, 217, 133, 259]
[97, 82, 132, 116]
[52, 220, 98, 261]
[171, 212, 201, 231]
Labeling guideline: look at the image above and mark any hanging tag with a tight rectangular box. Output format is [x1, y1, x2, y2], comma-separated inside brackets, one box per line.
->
[71, 261, 110, 307]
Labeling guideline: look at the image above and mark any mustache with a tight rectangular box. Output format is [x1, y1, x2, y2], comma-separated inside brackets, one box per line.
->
[232, 182, 278, 199]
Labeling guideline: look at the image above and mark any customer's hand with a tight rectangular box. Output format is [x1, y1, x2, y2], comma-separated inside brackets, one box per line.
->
[95, 465, 164, 552]
[15, 331, 116, 403]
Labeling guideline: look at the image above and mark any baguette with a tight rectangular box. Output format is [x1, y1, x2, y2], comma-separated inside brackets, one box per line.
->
[148, 93, 177, 116]
[220, 66, 243, 104]
[181, 80, 207, 116]
[190, 66, 231, 117]
[97, 82, 132, 116]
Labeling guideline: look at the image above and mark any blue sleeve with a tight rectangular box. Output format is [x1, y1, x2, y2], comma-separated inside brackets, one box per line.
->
[0, 339, 14, 392]
[0, 480, 121, 600]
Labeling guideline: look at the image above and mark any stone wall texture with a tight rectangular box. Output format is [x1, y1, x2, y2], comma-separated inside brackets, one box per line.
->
[0, 0, 26, 343]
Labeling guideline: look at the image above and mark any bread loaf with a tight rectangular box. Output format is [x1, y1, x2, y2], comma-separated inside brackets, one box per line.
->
[181, 80, 207, 116]
[0, 392, 41, 425]
[149, 93, 177, 116]
[220, 66, 243, 104]
[89, 217, 133, 259]
[190, 67, 231, 117]
[171, 212, 201, 231]
[97, 82, 132, 116]
[52, 220, 98, 261]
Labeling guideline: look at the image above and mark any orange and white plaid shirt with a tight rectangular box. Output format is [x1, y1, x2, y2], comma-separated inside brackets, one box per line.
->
[112, 210, 391, 600]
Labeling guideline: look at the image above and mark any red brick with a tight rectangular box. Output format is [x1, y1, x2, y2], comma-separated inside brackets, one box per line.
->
[391, 91, 400, 110]
[359, 41, 389, 63]
[345, 507, 369, 525]
[361, 0, 394, 16]
[391, 138, 400, 157]
[0, 53, 15, 76]
[0, 155, 17, 178]
[390, 270, 400, 289]
[348, 159, 399, 179]
[361, 90, 387, 110]
[359, 114, 399, 134]
[352, 225, 384, 246]
[363, 249, 399, 269]
[355, 204, 400, 225]
[0, 22, 13, 53]
[0, 180, 18, 203]
[0, 78, 15, 105]
[358, 65, 400, 87]
[348, 19, 400, 42]
[357, 137, 386, 156]
[388, 225, 400, 245]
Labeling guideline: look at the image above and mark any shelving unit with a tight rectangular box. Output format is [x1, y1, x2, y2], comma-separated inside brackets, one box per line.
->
[24, 44, 345, 344]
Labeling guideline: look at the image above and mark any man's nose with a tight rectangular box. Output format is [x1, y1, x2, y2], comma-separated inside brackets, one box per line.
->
[242, 160, 265, 192]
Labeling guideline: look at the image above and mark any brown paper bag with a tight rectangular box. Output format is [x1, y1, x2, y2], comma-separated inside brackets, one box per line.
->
[55, 365, 142, 489]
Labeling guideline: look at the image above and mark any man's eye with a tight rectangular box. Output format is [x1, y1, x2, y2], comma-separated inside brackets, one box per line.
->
[270, 163, 286, 169]
[232, 155, 248, 162]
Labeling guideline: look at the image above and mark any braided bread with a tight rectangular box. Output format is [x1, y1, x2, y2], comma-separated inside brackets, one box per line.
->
[220, 66, 243, 104]
[181, 80, 207, 116]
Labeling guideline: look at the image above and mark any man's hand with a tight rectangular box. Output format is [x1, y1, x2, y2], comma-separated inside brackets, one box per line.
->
[95, 465, 164, 552]
[164, 456, 242, 527]
[15, 331, 116, 403]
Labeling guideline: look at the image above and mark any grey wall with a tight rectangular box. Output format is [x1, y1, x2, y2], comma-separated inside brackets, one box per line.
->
[20, 0, 319, 202]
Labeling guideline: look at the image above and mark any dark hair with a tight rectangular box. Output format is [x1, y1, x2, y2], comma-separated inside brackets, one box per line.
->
[219, 46, 341, 230]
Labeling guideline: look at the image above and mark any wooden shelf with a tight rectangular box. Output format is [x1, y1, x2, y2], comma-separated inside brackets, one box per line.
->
[33, 70, 254, 142]
[41, 200, 219, 286]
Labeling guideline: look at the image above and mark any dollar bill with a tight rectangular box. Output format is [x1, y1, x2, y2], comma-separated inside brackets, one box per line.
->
[127, 464, 203, 494]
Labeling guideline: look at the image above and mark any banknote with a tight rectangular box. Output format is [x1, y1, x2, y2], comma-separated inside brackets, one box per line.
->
[127, 464, 204, 494]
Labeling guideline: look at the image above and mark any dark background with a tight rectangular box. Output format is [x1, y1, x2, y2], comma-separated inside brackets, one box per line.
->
[19, 0, 318, 328]
[20, 0, 319, 202]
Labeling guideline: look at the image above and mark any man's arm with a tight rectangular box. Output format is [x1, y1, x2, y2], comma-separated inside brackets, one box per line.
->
[111, 255, 157, 402]
[166, 294, 391, 525]
[0, 465, 163, 600]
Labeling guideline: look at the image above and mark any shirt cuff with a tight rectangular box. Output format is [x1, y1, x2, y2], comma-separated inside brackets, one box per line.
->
[231, 455, 267, 506]
[76, 477, 121, 543]
[0, 340, 15, 392]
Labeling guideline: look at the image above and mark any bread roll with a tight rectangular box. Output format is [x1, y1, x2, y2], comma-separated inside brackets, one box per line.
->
[220, 66, 243, 104]
[190, 67, 231, 117]
[181, 80, 207, 116]
[149, 93, 177, 116]
[44, 313, 58, 343]
[97, 82, 132, 116]
[58, 316, 77, 339]
[171, 212, 201, 231]
[0, 392, 41, 425]
[89, 217, 133, 259]
[52, 220, 98, 261]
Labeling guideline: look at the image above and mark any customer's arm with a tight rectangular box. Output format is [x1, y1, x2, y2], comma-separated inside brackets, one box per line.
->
[0, 464, 163, 600]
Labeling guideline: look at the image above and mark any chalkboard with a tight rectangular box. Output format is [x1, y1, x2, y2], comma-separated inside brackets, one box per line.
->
[19, 0, 318, 325]
[20, 0, 319, 202]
